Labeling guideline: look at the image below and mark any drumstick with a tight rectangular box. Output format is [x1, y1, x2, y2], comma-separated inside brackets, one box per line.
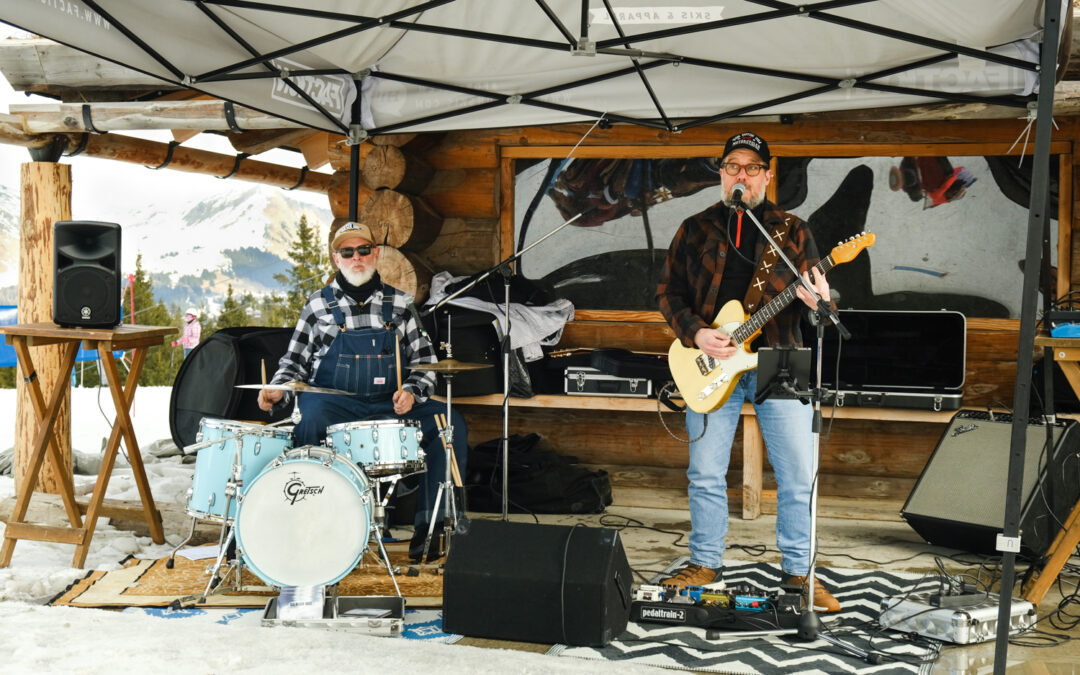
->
[436, 414, 463, 488]
[260, 359, 269, 413]
[395, 333, 403, 395]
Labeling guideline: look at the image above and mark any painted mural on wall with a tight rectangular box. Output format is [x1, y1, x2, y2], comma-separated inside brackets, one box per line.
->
[513, 154, 1058, 318]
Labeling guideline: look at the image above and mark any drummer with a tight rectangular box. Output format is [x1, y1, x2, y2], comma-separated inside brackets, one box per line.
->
[258, 220, 467, 562]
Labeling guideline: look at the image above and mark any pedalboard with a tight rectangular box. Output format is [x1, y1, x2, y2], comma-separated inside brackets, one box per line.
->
[631, 583, 803, 631]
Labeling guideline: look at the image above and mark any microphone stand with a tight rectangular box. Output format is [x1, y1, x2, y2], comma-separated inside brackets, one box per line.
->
[736, 198, 866, 655]
[421, 209, 590, 520]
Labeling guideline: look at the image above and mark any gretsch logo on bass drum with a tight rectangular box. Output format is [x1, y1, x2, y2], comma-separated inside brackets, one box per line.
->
[283, 472, 325, 505]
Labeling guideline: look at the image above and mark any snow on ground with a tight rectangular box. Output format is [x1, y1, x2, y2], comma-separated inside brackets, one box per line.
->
[0, 387, 663, 674]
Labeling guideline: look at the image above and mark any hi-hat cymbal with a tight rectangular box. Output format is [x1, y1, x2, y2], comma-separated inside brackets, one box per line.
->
[235, 382, 352, 396]
[407, 359, 493, 373]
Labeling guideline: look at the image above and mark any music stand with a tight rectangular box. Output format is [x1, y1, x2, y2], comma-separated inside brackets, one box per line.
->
[754, 347, 812, 404]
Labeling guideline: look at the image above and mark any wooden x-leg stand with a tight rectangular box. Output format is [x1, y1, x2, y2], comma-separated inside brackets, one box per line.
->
[0, 323, 175, 569]
[1024, 335, 1080, 603]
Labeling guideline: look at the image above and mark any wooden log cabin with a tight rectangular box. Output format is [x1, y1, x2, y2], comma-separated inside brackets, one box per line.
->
[4, 36, 1080, 520]
[329, 120, 1065, 518]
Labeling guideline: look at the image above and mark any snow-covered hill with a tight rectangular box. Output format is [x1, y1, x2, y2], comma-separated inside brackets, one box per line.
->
[0, 181, 331, 309]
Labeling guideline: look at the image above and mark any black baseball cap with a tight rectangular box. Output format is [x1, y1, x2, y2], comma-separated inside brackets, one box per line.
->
[722, 131, 770, 163]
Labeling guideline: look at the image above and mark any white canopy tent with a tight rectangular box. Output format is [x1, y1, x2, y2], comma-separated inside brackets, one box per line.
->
[0, 1, 1070, 669]
[0, 1, 1057, 139]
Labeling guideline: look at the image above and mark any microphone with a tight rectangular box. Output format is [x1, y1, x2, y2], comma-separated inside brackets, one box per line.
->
[730, 182, 748, 211]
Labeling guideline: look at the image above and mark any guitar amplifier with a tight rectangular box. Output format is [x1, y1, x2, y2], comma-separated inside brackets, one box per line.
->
[811, 309, 966, 412]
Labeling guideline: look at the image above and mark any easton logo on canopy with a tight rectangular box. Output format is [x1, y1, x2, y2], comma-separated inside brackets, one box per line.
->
[269, 57, 351, 119]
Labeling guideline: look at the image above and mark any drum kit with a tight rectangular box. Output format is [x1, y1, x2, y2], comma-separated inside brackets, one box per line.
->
[168, 356, 489, 604]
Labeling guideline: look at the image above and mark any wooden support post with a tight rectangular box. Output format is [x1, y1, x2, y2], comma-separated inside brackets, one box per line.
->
[742, 414, 764, 520]
[15, 161, 72, 496]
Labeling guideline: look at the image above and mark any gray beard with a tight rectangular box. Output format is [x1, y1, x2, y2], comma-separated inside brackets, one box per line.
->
[340, 265, 375, 286]
[723, 188, 765, 210]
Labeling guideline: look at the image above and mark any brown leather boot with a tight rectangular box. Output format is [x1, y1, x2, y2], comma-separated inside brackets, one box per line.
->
[659, 563, 723, 590]
[784, 575, 842, 613]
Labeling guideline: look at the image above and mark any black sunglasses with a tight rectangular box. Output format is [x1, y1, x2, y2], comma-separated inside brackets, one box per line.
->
[337, 245, 373, 259]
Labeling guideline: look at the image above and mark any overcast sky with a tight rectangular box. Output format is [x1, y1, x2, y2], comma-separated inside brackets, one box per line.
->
[0, 23, 329, 214]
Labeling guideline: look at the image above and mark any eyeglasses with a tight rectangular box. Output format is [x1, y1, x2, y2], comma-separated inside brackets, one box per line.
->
[337, 245, 373, 259]
[720, 162, 768, 177]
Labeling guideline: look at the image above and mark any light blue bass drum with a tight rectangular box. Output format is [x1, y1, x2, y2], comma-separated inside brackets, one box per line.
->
[233, 446, 373, 588]
[186, 418, 293, 522]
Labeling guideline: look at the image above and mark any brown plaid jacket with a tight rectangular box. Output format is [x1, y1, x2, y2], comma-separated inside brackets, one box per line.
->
[656, 200, 821, 348]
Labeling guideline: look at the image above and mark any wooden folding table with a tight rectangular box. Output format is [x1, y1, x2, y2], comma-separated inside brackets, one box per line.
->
[0, 323, 175, 568]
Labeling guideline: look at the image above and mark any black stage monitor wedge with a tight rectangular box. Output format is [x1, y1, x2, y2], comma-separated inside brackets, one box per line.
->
[52, 221, 122, 328]
[902, 410, 1080, 558]
[443, 520, 632, 646]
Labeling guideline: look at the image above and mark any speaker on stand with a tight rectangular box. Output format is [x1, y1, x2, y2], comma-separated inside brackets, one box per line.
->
[443, 520, 633, 646]
[52, 221, 122, 328]
[902, 409, 1080, 558]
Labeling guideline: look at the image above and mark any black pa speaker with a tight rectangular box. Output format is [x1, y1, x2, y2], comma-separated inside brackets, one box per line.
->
[53, 221, 121, 327]
[902, 409, 1080, 558]
[443, 520, 632, 646]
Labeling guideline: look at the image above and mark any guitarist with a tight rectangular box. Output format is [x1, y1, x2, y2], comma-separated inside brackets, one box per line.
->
[655, 131, 841, 613]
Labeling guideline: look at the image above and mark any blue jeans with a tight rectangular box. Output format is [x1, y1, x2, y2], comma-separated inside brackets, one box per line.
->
[292, 394, 467, 529]
[685, 370, 814, 576]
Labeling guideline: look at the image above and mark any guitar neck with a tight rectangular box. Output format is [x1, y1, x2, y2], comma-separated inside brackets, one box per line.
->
[731, 255, 835, 344]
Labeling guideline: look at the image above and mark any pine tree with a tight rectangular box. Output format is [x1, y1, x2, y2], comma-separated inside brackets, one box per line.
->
[259, 292, 293, 328]
[274, 214, 330, 319]
[128, 254, 182, 387]
[217, 284, 252, 329]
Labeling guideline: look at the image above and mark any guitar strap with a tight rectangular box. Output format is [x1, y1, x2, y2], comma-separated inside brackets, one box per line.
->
[742, 215, 794, 313]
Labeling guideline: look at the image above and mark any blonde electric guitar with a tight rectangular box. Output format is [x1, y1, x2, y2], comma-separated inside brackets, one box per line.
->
[668, 232, 875, 413]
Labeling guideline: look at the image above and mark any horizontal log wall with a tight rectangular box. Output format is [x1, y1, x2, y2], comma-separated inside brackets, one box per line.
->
[326, 118, 1080, 509]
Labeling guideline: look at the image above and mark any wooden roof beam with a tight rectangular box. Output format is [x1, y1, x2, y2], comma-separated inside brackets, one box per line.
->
[7, 100, 308, 134]
[0, 122, 328, 194]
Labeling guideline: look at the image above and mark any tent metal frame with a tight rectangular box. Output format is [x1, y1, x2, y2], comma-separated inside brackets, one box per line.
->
[46, 0, 1038, 139]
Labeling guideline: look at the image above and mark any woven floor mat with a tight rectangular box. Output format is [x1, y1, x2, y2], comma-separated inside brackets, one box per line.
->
[49, 543, 443, 608]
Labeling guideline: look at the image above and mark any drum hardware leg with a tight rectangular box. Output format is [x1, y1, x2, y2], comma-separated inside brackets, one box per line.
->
[212, 489, 235, 561]
[420, 485, 445, 564]
[374, 525, 402, 598]
[423, 413, 463, 563]
[200, 526, 236, 602]
[166, 516, 199, 569]
[367, 480, 403, 596]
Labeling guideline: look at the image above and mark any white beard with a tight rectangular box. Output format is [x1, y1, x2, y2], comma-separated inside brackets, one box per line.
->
[340, 265, 375, 286]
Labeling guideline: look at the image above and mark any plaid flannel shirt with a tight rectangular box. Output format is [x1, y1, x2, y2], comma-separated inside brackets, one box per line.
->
[272, 278, 438, 401]
[657, 200, 820, 349]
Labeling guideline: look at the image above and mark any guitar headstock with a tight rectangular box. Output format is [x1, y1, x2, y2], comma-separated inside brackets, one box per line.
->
[829, 232, 876, 263]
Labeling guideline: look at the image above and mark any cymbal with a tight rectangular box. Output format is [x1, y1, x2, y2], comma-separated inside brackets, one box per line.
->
[407, 359, 493, 373]
[235, 382, 353, 396]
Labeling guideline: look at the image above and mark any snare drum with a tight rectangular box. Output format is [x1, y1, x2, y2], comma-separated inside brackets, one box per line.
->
[234, 446, 373, 588]
[325, 419, 425, 476]
[186, 418, 293, 522]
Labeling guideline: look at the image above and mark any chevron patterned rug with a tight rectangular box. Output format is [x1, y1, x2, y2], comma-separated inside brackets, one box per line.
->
[550, 560, 941, 674]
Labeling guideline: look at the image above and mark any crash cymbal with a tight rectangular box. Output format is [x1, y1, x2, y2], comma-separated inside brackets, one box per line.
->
[407, 359, 493, 373]
[235, 382, 352, 396]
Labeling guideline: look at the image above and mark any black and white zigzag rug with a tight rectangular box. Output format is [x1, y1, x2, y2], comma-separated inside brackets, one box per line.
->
[550, 560, 941, 674]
